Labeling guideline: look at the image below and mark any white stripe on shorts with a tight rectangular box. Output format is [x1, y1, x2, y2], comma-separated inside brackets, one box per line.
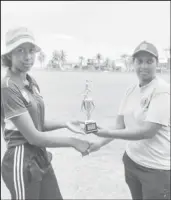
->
[13, 145, 25, 199]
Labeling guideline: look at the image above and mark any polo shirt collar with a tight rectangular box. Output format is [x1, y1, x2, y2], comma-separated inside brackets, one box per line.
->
[6, 69, 32, 83]
[6, 69, 34, 92]
[138, 77, 157, 91]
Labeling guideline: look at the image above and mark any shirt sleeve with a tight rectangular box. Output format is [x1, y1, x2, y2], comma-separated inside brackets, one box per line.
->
[145, 93, 170, 126]
[117, 94, 127, 115]
[118, 85, 135, 115]
[1, 86, 28, 120]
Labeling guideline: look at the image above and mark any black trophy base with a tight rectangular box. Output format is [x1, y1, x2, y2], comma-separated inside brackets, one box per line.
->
[84, 120, 97, 134]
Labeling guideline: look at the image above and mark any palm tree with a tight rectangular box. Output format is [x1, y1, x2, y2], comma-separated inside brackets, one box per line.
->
[79, 56, 85, 69]
[111, 60, 116, 71]
[104, 58, 110, 71]
[96, 53, 102, 70]
[121, 54, 130, 72]
[51, 50, 60, 69]
[52, 50, 60, 61]
[59, 50, 67, 70]
[37, 51, 46, 68]
[47, 59, 53, 69]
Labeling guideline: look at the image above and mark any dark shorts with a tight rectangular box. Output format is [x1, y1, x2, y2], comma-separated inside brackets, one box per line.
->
[1, 143, 63, 200]
[122, 152, 170, 200]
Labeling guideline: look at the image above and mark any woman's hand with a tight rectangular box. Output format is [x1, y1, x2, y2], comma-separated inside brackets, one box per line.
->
[66, 120, 85, 135]
[93, 129, 109, 137]
[82, 141, 102, 156]
[72, 138, 90, 155]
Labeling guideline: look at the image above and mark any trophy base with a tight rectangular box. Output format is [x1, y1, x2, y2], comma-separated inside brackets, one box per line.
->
[84, 120, 98, 134]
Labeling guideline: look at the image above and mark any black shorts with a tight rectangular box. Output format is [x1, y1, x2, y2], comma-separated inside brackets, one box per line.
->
[122, 152, 170, 200]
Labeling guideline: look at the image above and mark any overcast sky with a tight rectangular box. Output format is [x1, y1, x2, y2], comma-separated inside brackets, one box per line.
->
[1, 1, 170, 62]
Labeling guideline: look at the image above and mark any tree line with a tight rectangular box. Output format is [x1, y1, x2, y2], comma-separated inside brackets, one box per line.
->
[37, 48, 170, 72]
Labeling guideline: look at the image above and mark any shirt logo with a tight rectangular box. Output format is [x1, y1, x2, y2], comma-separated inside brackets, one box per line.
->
[140, 97, 150, 109]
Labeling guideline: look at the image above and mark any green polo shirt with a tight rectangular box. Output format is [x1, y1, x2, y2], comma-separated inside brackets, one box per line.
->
[1, 70, 45, 148]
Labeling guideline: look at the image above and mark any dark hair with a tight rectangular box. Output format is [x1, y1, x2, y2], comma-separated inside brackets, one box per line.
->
[1, 54, 12, 69]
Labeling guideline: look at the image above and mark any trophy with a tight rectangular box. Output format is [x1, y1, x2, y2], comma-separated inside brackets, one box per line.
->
[81, 80, 98, 134]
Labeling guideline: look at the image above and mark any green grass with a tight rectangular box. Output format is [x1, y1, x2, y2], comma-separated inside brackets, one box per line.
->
[1, 70, 170, 199]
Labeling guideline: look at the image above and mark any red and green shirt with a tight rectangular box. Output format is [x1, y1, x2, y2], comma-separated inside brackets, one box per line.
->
[1, 70, 45, 148]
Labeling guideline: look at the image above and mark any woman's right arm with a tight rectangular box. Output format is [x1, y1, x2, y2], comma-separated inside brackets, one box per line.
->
[83, 115, 125, 155]
[1, 83, 89, 153]
[11, 113, 73, 148]
[97, 115, 125, 147]
[11, 112, 89, 152]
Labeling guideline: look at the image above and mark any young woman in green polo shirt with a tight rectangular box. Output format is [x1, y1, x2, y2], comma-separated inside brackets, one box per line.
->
[1, 27, 90, 200]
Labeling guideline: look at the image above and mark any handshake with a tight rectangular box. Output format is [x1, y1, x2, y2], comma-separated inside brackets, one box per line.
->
[72, 137, 103, 157]
[66, 120, 107, 156]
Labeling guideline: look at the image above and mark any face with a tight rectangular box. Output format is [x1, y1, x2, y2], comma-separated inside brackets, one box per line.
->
[10, 42, 36, 73]
[133, 51, 158, 84]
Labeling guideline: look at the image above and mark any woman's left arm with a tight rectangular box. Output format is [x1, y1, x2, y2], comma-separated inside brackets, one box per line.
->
[95, 121, 161, 140]
[43, 119, 85, 135]
[95, 92, 170, 140]
[43, 119, 67, 131]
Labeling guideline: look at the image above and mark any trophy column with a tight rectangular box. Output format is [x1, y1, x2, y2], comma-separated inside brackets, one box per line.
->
[81, 80, 97, 134]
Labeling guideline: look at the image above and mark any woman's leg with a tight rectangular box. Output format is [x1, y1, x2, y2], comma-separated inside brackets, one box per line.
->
[1, 144, 43, 199]
[140, 167, 170, 200]
[123, 152, 170, 200]
[39, 166, 63, 200]
[122, 152, 143, 200]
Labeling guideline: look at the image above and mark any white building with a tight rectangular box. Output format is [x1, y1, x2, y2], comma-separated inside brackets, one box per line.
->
[114, 59, 127, 72]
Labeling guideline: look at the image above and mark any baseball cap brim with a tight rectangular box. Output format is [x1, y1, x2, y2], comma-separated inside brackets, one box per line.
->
[133, 49, 158, 58]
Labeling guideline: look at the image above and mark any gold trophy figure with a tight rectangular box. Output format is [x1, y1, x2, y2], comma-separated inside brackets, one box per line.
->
[81, 80, 97, 134]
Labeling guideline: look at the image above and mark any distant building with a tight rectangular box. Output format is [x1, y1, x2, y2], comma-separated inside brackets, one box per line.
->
[114, 59, 127, 72]
[158, 58, 168, 70]
[63, 62, 78, 70]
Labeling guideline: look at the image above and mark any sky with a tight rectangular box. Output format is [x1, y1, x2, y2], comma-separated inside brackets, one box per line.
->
[1, 1, 170, 62]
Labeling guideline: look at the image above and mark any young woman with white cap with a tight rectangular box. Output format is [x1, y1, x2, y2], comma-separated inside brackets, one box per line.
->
[88, 41, 170, 200]
[1, 27, 90, 200]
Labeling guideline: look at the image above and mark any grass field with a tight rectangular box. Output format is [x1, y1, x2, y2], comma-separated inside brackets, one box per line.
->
[1, 69, 170, 199]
